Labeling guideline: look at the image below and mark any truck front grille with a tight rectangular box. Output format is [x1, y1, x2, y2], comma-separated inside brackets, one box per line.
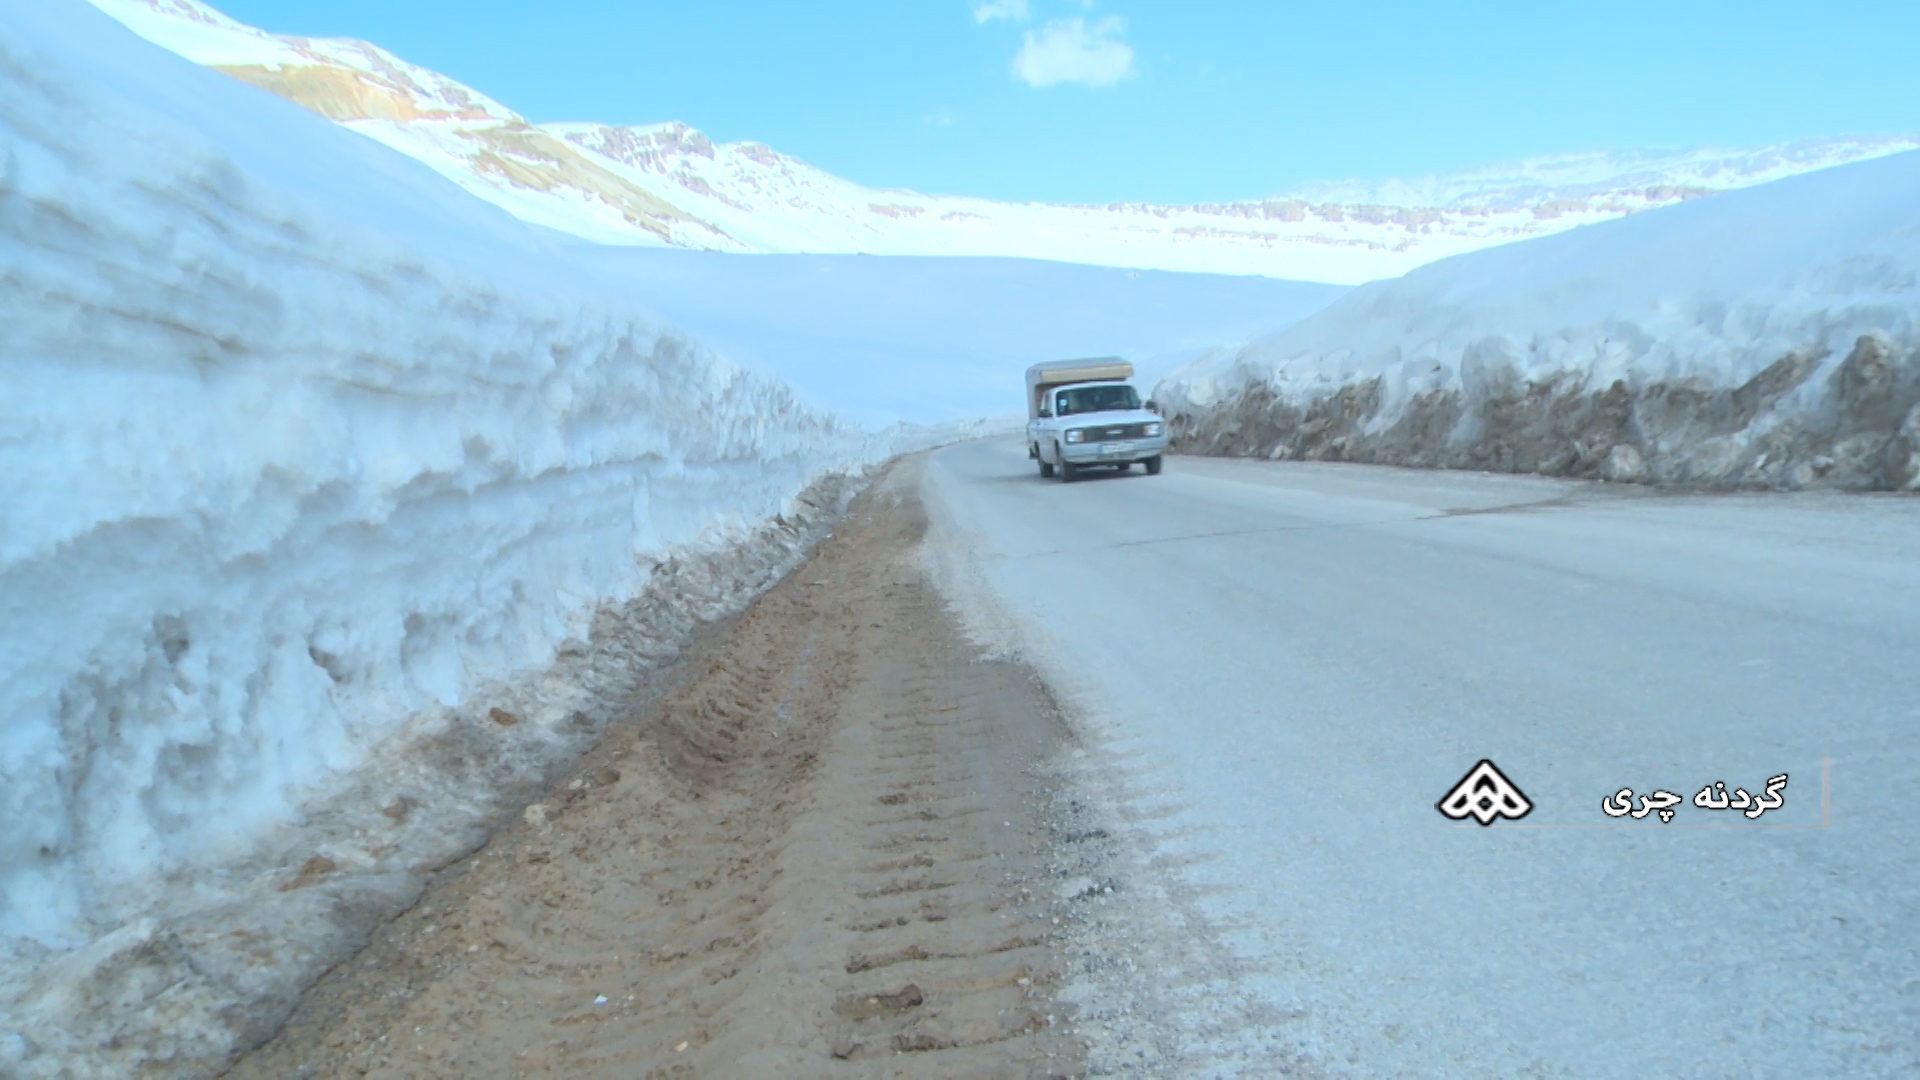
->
[1076, 423, 1152, 441]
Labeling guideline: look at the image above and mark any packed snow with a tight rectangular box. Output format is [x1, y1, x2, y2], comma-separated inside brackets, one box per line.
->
[0, 2, 955, 1071]
[1159, 149, 1920, 490]
[88, 0, 1920, 285]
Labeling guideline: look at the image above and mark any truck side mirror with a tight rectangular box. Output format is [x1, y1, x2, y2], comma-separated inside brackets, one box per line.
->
[1145, 399, 1159, 414]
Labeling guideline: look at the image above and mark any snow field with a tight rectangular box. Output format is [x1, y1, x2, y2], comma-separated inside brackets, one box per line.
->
[566, 246, 1348, 426]
[1159, 150, 1920, 489]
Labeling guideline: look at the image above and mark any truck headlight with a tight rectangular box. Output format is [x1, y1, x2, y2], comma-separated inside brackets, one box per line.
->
[1144, 422, 1163, 437]
[1064, 429, 1085, 444]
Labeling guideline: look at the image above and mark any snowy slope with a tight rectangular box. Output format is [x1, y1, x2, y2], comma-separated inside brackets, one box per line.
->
[567, 247, 1348, 426]
[560, 120, 1920, 279]
[1277, 138, 1920, 209]
[89, 0, 1920, 284]
[0, 1, 906, 1072]
[1158, 150, 1920, 490]
[87, 0, 728, 248]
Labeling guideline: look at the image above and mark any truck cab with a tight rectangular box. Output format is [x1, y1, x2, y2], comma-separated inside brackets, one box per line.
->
[1026, 358, 1168, 481]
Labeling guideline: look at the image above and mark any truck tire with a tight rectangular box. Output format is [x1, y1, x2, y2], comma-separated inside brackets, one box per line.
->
[1145, 455, 1163, 475]
[1057, 446, 1077, 482]
[1038, 457, 1054, 478]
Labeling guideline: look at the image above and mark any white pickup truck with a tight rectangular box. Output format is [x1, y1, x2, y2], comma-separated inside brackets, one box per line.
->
[1026, 358, 1168, 481]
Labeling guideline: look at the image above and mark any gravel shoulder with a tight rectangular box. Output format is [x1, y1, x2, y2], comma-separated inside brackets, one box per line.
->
[225, 460, 1089, 1078]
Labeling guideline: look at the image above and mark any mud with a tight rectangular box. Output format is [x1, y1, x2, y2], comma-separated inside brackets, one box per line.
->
[1168, 332, 1920, 491]
[222, 462, 1087, 1078]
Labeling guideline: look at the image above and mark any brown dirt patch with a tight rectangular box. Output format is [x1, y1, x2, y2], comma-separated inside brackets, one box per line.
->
[223, 462, 1083, 1078]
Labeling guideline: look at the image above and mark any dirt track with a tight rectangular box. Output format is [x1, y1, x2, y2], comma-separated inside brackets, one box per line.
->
[226, 463, 1086, 1078]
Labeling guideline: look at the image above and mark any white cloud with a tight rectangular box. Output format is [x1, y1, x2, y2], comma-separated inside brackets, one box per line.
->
[972, 0, 1030, 24]
[1012, 16, 1137, 89]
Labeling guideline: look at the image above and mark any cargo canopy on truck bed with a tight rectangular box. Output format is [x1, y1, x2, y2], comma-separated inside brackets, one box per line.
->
[1026, 357, 1133, 420]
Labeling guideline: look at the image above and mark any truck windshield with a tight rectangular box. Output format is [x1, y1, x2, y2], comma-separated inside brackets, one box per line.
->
[1055, 385, 1140, 416]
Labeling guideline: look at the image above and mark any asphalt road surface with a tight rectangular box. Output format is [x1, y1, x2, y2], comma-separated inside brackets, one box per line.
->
[920, 438, 1918, 1077]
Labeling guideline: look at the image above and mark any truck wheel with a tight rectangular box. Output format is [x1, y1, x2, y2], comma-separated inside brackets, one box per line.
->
[1038, 457, 1054, 478]
[1145, 455, 1163, 475]
[1057, 446, 1077, 482]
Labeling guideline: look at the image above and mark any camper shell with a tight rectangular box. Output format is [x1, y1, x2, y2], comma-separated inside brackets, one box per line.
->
[1026, 357, 1135, 421]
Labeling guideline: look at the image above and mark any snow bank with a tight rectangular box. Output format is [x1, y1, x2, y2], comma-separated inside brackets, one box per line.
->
[1159, 150, 1920, 490]
[0, 2, 890, 1071]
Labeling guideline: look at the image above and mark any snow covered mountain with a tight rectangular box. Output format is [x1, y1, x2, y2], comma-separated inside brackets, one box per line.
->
[1157, 148, 1920, 491]
[91, 0, 1920, 285]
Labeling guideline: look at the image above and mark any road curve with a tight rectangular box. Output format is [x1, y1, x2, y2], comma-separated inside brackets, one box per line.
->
[919, 437, 1919, 1077]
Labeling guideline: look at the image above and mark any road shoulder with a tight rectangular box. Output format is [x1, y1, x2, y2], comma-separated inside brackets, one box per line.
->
[227, 459, 1088, 1078]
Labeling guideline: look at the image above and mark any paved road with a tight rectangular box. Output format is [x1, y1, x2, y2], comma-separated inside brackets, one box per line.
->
[919, 438, 1919, 1077]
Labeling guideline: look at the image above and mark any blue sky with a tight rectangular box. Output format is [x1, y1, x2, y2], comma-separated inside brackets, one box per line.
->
[215, 0, 1920, 205]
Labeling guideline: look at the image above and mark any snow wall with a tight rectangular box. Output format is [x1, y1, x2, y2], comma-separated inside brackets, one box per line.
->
[0, 3, 914, 1071]
[1158, 150, 1920, 491]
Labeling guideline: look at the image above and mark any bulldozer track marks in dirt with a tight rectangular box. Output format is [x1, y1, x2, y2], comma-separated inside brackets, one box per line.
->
[227, 461, 1085, 1078]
